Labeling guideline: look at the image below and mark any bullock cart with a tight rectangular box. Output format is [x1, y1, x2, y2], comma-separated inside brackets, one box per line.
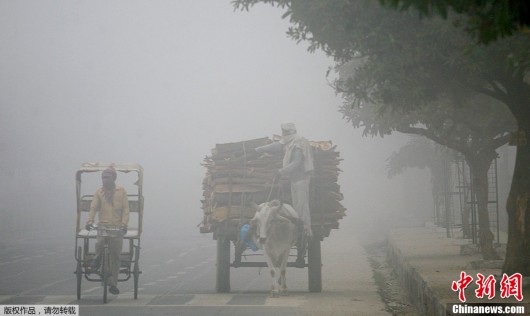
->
[74, 163, 144, 303]
[200, 137, 345, 293]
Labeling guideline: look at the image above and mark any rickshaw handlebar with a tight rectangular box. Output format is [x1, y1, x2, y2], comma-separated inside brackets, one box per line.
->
[86, 225, 126, 237]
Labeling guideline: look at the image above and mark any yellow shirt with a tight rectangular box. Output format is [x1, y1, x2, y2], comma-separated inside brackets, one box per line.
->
[87, 185, 130, 227]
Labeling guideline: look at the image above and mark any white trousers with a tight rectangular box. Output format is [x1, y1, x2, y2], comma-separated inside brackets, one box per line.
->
[291, 176, 312, 237]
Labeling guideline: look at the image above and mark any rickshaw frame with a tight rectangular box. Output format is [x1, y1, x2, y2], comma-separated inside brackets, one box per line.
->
[73, 162, 144, 303]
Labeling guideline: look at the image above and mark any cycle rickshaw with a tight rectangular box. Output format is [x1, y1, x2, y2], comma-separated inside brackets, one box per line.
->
[74, 163, 144, 303]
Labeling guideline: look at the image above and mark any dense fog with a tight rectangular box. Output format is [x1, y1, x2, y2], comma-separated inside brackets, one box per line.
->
[0, 1, 434, 245]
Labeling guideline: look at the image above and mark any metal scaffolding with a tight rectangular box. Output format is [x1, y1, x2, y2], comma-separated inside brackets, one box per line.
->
[432, 154, 500, 244]
[455, 156, 500, 245]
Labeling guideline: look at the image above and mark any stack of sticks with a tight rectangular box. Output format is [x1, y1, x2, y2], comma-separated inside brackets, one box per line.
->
[200, 137, 346, 234]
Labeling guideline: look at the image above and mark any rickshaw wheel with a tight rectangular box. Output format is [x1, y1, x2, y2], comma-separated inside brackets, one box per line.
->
[102, 247, 109, 304]
[133, 246, 140, 300]
[76, 246, 83, 300]
[133, 263, 139, 299]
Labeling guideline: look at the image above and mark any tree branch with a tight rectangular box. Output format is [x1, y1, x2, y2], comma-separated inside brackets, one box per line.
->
[396, 125, 471, 156]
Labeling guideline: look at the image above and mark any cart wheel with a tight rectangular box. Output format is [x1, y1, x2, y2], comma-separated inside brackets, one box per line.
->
[102, 247, 109, 304]
[76, 246, 83, 300]
[216, 237, 231, 293]
[307, 236, 322, 292]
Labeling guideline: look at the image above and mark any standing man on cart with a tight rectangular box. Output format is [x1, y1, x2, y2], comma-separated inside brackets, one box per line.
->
[85, 166, 130, 295]
[254, 122, 314, 267]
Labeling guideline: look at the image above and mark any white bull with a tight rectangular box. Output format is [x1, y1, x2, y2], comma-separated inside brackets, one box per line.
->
[249, 200, 299, 297]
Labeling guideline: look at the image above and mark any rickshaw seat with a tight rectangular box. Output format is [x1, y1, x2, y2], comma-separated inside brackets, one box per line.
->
[124, 229, 139, 239]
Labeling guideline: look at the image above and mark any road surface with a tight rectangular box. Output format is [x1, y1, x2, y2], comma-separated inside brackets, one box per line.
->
[0, 224, 389, 316]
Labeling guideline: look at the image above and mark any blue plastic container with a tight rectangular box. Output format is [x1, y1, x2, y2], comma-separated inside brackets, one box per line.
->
[239, 224, 258, 251]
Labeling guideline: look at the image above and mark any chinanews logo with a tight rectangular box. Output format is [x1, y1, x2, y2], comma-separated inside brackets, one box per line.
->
[449, 271, 527, 315]
[451, 271, 523, 302]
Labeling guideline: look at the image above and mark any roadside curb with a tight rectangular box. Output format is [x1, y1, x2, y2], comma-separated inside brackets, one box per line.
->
[387, 233, 447, 315]
[386, 225, 524, 316]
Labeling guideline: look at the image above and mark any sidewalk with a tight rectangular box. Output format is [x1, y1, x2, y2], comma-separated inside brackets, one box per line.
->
[386, 224, 529, 315]
[299, 219, 390, 315]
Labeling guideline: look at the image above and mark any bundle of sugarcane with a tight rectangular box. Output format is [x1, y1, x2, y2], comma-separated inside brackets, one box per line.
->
[199, 137, 345, 233]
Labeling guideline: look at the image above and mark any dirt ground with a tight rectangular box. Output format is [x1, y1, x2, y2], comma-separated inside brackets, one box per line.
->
[365, 241, 420, 316]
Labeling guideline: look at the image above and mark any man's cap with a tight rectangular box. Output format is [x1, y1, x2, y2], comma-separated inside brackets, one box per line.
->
[102, 166, 117, 178]
[281, 122, 296, 132]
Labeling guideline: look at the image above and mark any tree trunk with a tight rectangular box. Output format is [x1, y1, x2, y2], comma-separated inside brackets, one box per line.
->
[503, 121, 530, 275]
[467, 156, 499, 260]
[502, 80, 530, 275]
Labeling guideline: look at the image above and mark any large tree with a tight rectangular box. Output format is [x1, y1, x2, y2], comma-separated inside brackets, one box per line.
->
[234, 0, 530, 273]
[339, 75, 515, 258]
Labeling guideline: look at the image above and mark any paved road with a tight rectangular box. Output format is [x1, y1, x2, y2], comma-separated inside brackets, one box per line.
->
[0, 225, 389, 316]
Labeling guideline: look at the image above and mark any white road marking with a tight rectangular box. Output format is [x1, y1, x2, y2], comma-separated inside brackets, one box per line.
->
[185, 294, 232, 306]
[0, 294, 306, 307]
[83, 286, 100, 293]
[265, 295, 307, 307]
[41, 295, 74, 305]
[19, 277, 73, 296]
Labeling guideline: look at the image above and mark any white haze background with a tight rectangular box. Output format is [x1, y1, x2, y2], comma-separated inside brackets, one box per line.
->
[0, 1, 433, 242]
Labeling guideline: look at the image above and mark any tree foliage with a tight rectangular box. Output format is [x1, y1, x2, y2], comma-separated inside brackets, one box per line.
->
[234, 0, 530, 272]
[379, 0, 530, 43]
[386, 136, 439, 178]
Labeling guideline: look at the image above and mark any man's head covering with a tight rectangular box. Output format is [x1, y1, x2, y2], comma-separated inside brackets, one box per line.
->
[281, 122, 297, 133]
[280, 122, 298, 144]
[102, 166, 117, 179]
[101, 166, 117, 203]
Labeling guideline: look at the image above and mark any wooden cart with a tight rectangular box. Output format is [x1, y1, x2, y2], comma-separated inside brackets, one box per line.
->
[200, 137, 345, 293]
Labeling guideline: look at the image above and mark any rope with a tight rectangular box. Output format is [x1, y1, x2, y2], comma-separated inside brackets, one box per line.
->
[267, 172, 280, 202]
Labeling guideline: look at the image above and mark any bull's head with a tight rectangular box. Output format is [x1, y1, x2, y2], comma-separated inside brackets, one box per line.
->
[250, 200, 282, 244]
